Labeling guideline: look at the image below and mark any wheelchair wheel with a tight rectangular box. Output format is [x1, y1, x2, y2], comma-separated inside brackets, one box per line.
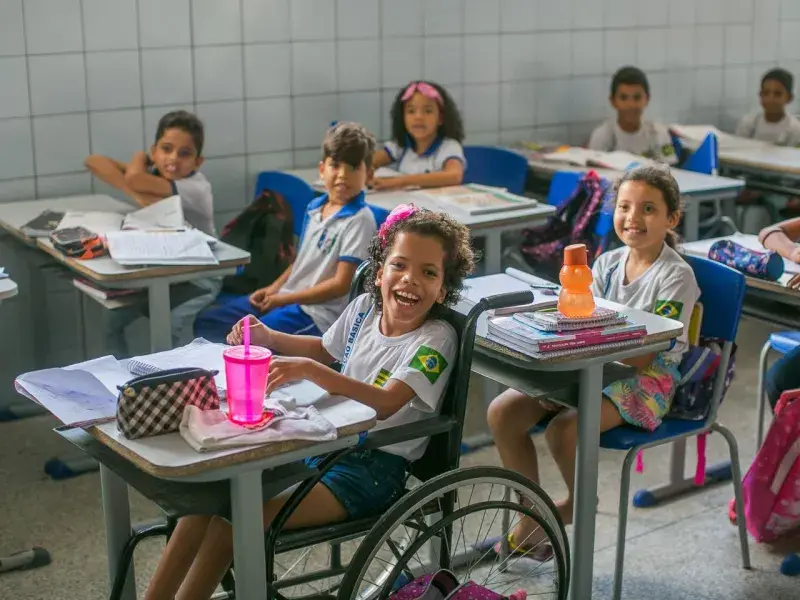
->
[271, 539, 364, 599]
[338, 466, 569, 600]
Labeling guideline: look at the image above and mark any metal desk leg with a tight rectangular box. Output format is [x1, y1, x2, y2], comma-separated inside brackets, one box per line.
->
[631, 438, 732, 508]
[683, 199, 700, 242]
[484, 230, 503, 275]
[231, 471, 267, 600]
[100, 464, 136, 600]
[570, 364, 603, 600]
[148, 280, 172, 352]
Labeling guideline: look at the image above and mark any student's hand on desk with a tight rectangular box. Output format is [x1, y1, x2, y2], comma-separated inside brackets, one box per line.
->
[227, 317, 272, 347]
[267, 357, 314, 395]
[370, 177, 404, 191]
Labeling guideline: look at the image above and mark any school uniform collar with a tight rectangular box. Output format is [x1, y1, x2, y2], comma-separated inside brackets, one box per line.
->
[308, 190, 367, 219]
[405, 135, 444, 157]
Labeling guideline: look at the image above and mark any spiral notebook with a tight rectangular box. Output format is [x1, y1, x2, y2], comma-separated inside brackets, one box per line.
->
[519, 306, 627, 332]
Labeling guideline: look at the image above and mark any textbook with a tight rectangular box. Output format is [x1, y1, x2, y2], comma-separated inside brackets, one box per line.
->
[516, 305, 628, 331]
[539, 147, 653, 171]
[488, 315, 646, 354]
[415, 184, 539, 216]
[105, 230, 218, 266]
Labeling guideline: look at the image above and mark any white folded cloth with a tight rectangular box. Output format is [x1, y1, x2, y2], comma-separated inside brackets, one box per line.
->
[179, 398, 337, 452]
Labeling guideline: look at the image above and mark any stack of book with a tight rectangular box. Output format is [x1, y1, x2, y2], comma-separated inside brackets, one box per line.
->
[487, 305, 647, 359]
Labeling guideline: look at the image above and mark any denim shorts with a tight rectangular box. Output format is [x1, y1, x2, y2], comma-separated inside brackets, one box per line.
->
[304, 449, 409, 519]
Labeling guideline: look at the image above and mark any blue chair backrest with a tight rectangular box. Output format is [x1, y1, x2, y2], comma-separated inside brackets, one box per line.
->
[462, 146, 529, 195]
[683, 254, 745, 342]
[682, 133, 719, 176]
[254, 171, 317, 237]
[546, 170, 615, 250]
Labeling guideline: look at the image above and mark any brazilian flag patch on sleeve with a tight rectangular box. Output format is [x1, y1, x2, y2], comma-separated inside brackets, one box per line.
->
[661, 143, 675, 156]
[654, 299, 684, 319]
[409, 345, 449, 384]
[372, 368, 392, 388]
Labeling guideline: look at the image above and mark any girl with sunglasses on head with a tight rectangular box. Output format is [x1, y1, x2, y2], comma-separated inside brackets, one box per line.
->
[372, 81, 466, 191]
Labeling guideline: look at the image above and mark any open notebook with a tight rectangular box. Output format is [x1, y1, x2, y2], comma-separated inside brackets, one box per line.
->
[105, 230, 218, 266]
[56, 195, 188, 236]
[414, 184, 538, 216]
[539, 147, 653, 171]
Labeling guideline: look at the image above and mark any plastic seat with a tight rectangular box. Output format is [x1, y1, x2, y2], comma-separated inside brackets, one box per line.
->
[462, 146, 529, 195]
[767, 331, 800, 356]
[598, 255, 750, 600]
[756, 330, 800, 448]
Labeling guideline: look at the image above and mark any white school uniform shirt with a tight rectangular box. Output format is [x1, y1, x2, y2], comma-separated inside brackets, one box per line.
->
[322, 293, 458, 461]
[155, 169, 215, 236]
[587, 119, 678, 165]
[735, 112, 800, 146]
[383, 137, 466, 174]
[590, 244, 699, 363]
[280, 192, 377, 332]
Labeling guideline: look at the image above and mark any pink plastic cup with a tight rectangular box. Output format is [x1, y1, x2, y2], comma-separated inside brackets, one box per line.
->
[223, 345, 272, 425]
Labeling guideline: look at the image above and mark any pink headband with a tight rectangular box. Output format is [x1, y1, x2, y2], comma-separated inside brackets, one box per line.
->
[378, 204, 419, 248]
[401, 82, 443, 105]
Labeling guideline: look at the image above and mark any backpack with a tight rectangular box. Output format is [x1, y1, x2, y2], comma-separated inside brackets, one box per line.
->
[668, 337, 737, 421]
[219, 189, 295, 295]
[390, 570, 527, 600]
[520, 170, 611, 281]
[740, 388, 800, 542]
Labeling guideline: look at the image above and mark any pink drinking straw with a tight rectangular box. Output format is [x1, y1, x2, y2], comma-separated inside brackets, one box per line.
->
[243, 316, 252, 420]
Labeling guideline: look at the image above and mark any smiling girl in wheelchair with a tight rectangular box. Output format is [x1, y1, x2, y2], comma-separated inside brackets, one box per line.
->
[144, 205, 475, 600]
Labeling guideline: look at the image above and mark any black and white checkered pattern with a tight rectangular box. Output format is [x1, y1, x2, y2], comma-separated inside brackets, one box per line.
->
[117, 370, 220, 440]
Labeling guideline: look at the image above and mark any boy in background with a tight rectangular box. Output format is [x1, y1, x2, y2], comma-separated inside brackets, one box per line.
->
[588, 66, 677, 165]
[736, 68, 800, 146]
[194, 122, 379, 342]
[84, 110, 220, 356]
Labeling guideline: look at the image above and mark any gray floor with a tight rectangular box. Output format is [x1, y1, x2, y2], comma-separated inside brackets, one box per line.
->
[1, 317, 799, 599]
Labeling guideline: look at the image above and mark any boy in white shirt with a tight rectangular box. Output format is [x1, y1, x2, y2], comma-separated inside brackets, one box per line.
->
[84, 110, 219, 356]
[194, 122, 379, 341]
[588, 66, 677, 165]
[736, 68, 800, 146]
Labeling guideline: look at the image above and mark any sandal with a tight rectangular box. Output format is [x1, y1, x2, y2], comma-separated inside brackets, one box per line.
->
[491, 532, 554, 562]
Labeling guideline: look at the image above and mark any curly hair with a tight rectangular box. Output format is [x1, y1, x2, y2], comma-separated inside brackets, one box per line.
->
[365, 209, 475, 315]
[390, 81, 465, 147]
[614, 165, 682, 249]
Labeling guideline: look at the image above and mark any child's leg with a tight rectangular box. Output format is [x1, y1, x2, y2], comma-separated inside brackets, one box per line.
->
[173, 483, 347, 600]
[192, 293, 256, 342]
[143, 515, 214, 600]
[170, 277, 222, 346]
[260, 304, 322, 336]
[544, 398, 624, 523]
[487, 389, 554, 485]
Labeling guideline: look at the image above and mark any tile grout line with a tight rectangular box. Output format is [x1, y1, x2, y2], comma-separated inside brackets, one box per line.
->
[19, 0, 38, 198]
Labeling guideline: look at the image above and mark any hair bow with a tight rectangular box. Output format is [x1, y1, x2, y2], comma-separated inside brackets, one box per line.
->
[378, 204, 419, 248]
[400, 81, 443, 105]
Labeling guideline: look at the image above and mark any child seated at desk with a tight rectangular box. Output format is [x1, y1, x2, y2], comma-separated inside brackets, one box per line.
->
[84, 110, 219, 355]
[143, 206, 475, 600]
[759, 217, 800, 411]
[736, 68, 800, 147]
[588, 66, 677, 165]
[487, 166, 698, 558]
[193, 122, 379, 341]
[370, 80, 466, 191]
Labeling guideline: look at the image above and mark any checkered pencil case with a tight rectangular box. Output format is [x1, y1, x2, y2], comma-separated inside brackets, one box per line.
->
[116, 367, 220, 440]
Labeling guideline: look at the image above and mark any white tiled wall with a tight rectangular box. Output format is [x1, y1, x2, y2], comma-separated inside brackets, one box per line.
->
[0, 0, 798, 226]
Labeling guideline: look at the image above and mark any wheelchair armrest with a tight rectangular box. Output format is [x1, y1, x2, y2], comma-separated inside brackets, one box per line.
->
[360, 415, 457, 450]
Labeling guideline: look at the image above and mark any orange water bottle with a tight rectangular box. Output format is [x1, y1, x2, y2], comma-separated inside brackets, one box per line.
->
[558, 243, 595, 318]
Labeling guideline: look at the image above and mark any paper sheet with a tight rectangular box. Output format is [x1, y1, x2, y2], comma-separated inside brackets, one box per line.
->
[56, 211, 125, 236]
[121, 195, 186, 231]
[105, 230, 218, 266]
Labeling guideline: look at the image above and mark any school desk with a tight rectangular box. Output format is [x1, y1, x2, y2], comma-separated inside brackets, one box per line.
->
[284, 168, 556, 274]
[455, 273, 683, 600]
[43, 383, 376, 600]
[522, 156, 745, 242]
[0, 195, 250, 353]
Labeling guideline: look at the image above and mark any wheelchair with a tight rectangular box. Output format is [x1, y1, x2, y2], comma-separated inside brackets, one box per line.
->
[97, 263, 570, 600]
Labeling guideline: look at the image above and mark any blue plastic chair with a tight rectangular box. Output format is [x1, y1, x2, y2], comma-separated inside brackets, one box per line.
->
[756, 331, 800, 447]
[599, 255, 751, 600]
[254, 171, 317, 237]
[546, 170, 615, 255]
[462, 146, 529, 195]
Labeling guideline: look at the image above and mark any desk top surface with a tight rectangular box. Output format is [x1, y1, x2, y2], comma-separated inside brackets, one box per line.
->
[285, 168, 556, 229]
[87, 395, 376, 480]
[525, 159, 745, 196]
[457, 272, 683, 368]
[718, 145, 800, 175]
[0, 195, 250, 283]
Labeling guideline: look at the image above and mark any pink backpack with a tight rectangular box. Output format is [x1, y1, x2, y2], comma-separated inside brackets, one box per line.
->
[389, 570, 527, 600]
[741, 388, 800, 542]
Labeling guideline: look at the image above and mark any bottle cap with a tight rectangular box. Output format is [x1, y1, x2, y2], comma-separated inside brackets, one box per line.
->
[563, 244, 588, 266]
